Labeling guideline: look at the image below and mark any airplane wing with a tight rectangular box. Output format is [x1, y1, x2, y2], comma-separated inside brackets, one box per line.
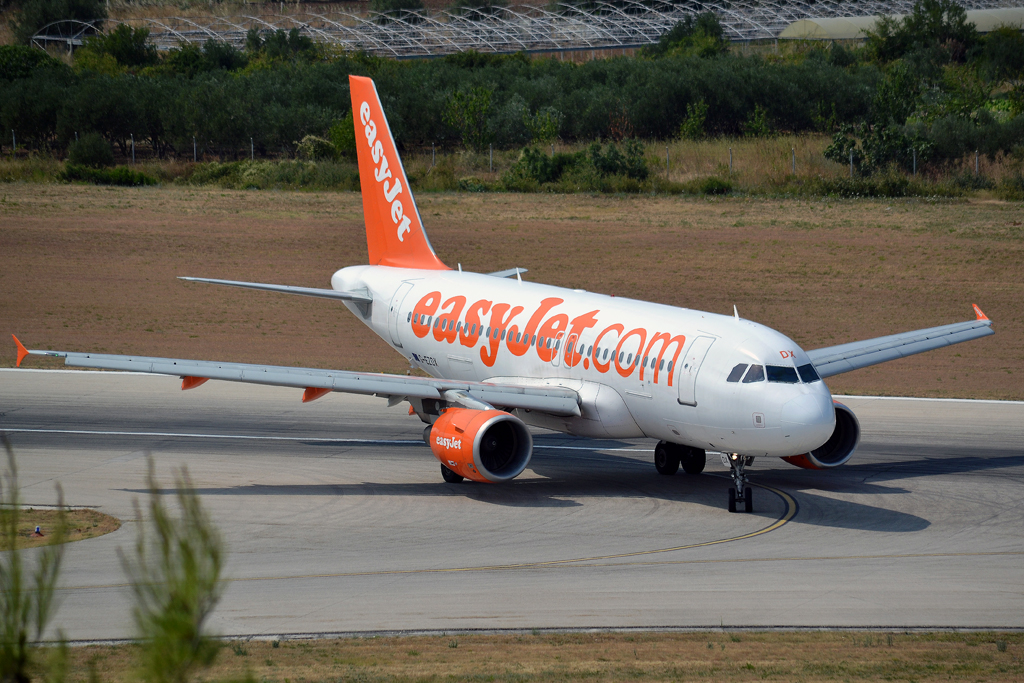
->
[12, 339, 581, 417]
[807, 305, 993, 379]
[178, 277, 372, 303]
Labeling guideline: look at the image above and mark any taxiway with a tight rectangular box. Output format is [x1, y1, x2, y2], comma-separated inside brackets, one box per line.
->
[2, 370, 1022, 638]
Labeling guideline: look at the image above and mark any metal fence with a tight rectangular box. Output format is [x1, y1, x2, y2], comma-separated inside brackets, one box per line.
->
[32, 0, 1019, 58]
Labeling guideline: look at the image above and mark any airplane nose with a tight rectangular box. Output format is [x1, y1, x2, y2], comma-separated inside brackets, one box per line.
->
[780, 393, 831, 427]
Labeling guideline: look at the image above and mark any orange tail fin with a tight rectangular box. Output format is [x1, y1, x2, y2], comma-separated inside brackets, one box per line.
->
[349, 75, 448, 271]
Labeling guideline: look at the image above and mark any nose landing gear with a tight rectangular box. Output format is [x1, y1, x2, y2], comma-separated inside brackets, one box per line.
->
[724, 453, 754, 513]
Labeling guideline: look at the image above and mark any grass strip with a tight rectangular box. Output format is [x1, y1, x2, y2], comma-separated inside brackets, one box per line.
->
[68, 631, 1023, 682]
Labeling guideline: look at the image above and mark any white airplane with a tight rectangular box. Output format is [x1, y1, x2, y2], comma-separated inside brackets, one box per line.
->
[13, 75, 995, 512]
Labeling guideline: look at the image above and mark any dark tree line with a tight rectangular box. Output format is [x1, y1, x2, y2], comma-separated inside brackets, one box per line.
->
[1, 0, 1021, 171]
[0, 41, 877, 159]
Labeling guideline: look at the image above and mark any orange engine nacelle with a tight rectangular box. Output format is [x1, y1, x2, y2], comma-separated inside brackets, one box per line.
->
[782, 401, 861, 470]
[429, 408, 533, 483]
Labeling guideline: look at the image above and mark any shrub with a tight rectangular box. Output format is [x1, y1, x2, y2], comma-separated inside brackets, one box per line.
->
[328, 114, 357, 158]
[0, 436, 68, 683]
[184, 160, 359, 191]
[806, 171, 956, 198]
[61, 163, 157, 186]
[500, 142, 649, 191]
[120, 459, 225, 683]
[68, 132, 114, 167]
[997, 171, 1024, 201]
[743, 104, 774, 138]
[457, 176, 489, 192]
[502, 146, 581, 186]
[588, 140, 648, 180]
[679, 99, 708, 140]
[692, 176, 732, 195]
[295, 135, 337, 161]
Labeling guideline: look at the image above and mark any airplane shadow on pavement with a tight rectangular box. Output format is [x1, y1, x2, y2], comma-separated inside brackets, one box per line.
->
[121, 436, 945, 531]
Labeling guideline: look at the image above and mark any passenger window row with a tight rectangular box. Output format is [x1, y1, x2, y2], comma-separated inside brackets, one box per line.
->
[407, 311, 676, 373]
[726, 362, 820, 384]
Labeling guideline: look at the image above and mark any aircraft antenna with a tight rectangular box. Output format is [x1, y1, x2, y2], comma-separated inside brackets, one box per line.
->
[733, 305, 739, 320]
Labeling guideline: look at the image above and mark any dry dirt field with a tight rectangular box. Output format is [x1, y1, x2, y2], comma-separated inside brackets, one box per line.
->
[1, 184, 1021, 399]
[71, 632, 1023, 682]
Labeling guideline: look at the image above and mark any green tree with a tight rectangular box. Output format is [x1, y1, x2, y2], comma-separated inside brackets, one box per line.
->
[79, 24, 157, 68]
[245, 28, 316, 60]
[120, 460, 225, 683]
[864, 0, 978, 64]
[328, 113, 357, 158]
[0, 45, 63, 80]
[641, 12, 728, 59]
[11, 0, 106, 45]
[0, 436, 67, 683]
[443, 86, 493, 151]
[980, 25, 1024, 82]
[679, 99, 708, 139]
[68, 131, 114, 166]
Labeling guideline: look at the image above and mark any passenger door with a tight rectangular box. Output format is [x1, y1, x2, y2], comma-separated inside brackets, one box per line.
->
[677, 336, 715, 406]
[387, 282, 414, 348]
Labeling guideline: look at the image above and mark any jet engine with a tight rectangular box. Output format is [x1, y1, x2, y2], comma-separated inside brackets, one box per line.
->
[781, 401, 860, 470]
[428, 408, 533, 483]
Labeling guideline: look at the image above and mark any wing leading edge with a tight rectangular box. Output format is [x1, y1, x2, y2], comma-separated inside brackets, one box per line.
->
[807, 306, 993, 379]
[12, 339, 580, 417]
[178, 277, 372, 303]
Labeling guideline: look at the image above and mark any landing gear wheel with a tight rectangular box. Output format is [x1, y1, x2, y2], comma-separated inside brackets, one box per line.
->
[725, 454, 754, 512]
[654, 442, 680, 475]
[680, 448, 706, 475]
[440, 464, 464, 483]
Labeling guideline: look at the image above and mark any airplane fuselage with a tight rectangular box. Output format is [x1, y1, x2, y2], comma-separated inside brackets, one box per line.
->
[333, 265, 836, 458]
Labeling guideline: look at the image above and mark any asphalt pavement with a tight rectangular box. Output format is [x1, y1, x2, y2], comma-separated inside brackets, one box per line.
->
[2, 370, 1022, 639]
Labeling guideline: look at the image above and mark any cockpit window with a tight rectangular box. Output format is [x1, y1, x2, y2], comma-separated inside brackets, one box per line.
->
[766, 365, 799, 383]
[742, 365, 765, 383]
[726, 363, 748, 382]
[797, 363, 820, 383]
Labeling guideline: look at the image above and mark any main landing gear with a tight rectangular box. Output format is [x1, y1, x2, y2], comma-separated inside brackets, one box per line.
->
[724, 453, 754, 513]
[440, 464, 464, 483]
[654, 441, 707, 475]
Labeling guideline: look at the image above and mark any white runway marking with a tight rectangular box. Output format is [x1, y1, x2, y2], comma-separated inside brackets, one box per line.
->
[1, 428, 653, 451]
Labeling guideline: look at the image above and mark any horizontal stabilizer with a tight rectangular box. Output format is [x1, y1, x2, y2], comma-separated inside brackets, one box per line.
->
[488, 267, 529, 279]
[179, 277, 372, 303]
[808, 313, 994, 379]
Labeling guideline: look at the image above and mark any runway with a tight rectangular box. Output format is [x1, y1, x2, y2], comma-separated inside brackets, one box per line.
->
[2, 370, 1023, 639]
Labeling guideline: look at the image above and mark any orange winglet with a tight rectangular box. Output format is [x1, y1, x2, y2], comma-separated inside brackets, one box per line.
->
[302, 387, 331, 403]
[181, 376, 209, 391]
[972, 304, 989, 321]
[12, 335, 29, 367]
